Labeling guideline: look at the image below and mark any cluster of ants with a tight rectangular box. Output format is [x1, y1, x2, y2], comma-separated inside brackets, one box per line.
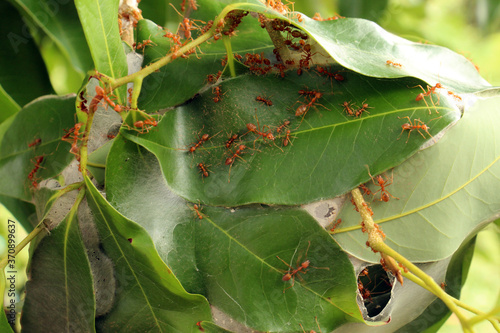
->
[186, 105, 295, 183]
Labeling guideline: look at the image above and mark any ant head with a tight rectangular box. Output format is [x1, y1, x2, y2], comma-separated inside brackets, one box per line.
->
[381, 192, 390, 202]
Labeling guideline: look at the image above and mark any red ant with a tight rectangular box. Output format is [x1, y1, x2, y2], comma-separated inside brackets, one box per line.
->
[206, 71, 222, 84]
[180, 0, 198, 11]
[355, 100, 373, 117]
[62, 122, 84, 157]
[195, 320, 204, 332]
[193, 204, 203, 219]
[312, 12, 343, 21]
[213, 86, 224, 103]
[283, 130, 295, 147]
[181, 18, 194, 39]
[276, 120, 290, 133]
[256, 96, 273, 106]
[295, 90, 323, 117]
[359, 183, 372, 195]
[329, 218, 342, 233]
[189, 133, 210, 153]
[367, 168, 399, 202]
[225, 144, 246, 166]
[415, 83, 443, 114]
[246, 123, 275, 141]
[135, 39, 155, 50]
[133, 118, 158, 134]
[28, 156, 45, 188]
[225, 134, 238, 149]
[276, 241, 329, 292]
[90, 86, 124, 113]
[341, 101, 356, 117]
[447, 90, 462, 101]
[274, 63, 287, 78]
[363, 202, 374, 216]
[359, 268, 370, 279]
[386, 60, 403, 68]
[317, 66, 344, 87]
[198, 162, 210, 178]
[398, 116, 440, 143]
[297, 44, 315, 75]
[28, 138, 42, 148]
[225, 144, 247, 182]
[358, 281, 373, 301]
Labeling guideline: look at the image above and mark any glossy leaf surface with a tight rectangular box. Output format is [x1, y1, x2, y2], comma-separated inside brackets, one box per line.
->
[0, 1, 53, 107]
[136, 11, 271, 111]
[11, 0, 93, 74]
[334, 97, 500, 262]
[0, 195, 35, 232]
[85, 177, 213, 332]
[105, 138, 363, 332]
[21, 207, 95, 332]
[75, 0, 127, 101]
[124, 70, 459, 206]
[294, 17, 490, 93]
[0, 85, 19, 123]
[0, 95, 76, 201]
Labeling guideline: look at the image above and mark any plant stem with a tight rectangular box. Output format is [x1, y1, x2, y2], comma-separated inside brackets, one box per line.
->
[0, 222, 47, 270]
[378, 241, 472, 331]
[467, 305, 500, 328]
[350, 188, 474, 332]
[223, 36, 236, 77]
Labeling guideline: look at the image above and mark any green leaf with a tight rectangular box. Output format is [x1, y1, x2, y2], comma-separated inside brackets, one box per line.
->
[21, 201, 96, 332]
[136, 9, 272, 111]
[0, 1, 53, 107]
[123, 70, 459, 206]
[335, 97, 500, 262]
[74, 0, 127, 101]
[0, 195, 35, 232]
[0, 84, 20, 123]
[198, 321, 234, 333]
[84, 177, 213, 332]
[251, 9, 490, 93]
[136, 18, 223, 111]
[188, 4, 489, 93]
[396, 236, 476, 332]
[0, 114, 16, 145]
[338, 0, 389, 22]
[0, 271, 14, 332]
[0, 95, 76, 201]
[87, 139, 113, 185]
[105, 139, 363, 332]
[10, 0, 93, 75]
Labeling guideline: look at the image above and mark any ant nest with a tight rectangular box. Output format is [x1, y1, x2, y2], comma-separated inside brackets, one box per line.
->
[301, 195, 346, 228]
